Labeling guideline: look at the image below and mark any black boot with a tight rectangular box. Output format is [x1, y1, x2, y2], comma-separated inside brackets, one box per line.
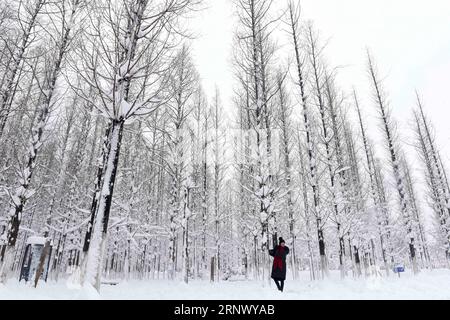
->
[274, 279, 281, 291]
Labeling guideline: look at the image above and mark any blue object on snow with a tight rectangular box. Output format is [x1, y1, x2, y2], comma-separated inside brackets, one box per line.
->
[394, 266, 405, 273]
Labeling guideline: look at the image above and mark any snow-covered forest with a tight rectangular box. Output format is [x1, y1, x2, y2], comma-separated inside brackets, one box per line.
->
[0, 0, 449, 298]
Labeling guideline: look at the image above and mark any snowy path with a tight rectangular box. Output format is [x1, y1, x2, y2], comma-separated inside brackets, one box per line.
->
[1, 269, 449, 300]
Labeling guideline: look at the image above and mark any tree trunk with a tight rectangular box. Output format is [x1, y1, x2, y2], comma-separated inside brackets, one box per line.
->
[84, 119, 125, 291]
[34, 239, 51, 287]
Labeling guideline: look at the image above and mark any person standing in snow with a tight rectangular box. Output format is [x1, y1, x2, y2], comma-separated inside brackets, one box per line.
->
[269, 237, 289, 292]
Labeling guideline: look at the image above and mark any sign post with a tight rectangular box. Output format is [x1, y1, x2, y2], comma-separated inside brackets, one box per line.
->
[393, 264, 405, 278]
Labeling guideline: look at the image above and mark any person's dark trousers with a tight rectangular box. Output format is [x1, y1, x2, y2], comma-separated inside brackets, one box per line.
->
[273, 279, 284, 292]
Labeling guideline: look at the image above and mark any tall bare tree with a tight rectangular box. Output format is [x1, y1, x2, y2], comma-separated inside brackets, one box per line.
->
[367, 53, 419, 274]
[69, 0, 201, 291]
[287, 2, 328, 278]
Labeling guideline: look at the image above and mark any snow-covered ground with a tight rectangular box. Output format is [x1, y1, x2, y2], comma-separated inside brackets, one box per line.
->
[1, 269, 449, 300]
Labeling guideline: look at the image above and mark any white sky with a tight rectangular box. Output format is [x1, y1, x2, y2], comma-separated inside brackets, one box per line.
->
[190, 0, 450, 168]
